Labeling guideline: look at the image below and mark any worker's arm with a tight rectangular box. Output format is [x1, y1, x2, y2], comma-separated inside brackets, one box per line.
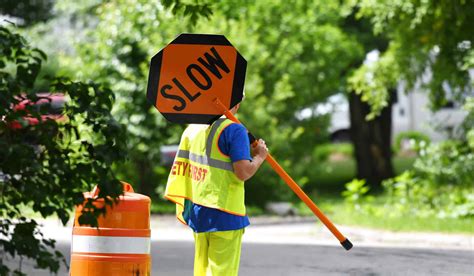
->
[233, 139, 268, 181]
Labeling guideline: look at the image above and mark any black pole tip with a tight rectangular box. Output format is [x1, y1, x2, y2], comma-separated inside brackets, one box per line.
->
[341, 238, 353, 251]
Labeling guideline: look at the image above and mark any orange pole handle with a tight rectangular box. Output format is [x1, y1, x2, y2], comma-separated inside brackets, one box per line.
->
[213, 98, 353, 250]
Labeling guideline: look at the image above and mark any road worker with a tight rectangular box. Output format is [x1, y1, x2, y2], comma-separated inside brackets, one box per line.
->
[164, 102, 268, 276]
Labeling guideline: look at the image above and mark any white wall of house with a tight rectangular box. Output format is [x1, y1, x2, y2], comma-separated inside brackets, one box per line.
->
[393, 82, 468, 142]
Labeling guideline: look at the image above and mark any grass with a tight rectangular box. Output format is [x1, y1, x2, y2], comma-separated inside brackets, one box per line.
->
[330, 210, 474, 234]
[295, 196, 474, 234]
[151, 192, 474, 234]
[307, 159, 356, 190]
[305, 156, 416, 192]
[299, 155, 474, 234]
[150, 155, 474, 234]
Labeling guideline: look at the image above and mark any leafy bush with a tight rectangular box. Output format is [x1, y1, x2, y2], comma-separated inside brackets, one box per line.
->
[313, 143, 353, 162]
[341, 179, 373, 210]
[394, 131, 431, 153]
[382, 98, 474, 219]
[414, 140, 474, 187]
[383, 170, 474, 219]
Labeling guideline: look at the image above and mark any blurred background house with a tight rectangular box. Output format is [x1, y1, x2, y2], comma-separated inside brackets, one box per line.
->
[313, 89, 468, 144]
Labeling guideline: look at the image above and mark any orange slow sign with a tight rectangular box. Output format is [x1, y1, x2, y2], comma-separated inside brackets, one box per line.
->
[146, 34, 247, 124]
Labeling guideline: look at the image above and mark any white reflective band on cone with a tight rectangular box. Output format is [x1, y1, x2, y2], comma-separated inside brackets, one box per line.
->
[72, 236, 151, 254]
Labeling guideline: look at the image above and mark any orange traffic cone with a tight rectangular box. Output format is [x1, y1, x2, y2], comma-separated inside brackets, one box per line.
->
[70, 182, 151, 275]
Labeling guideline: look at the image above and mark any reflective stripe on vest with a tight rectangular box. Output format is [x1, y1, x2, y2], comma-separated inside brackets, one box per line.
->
[205, 118, 225, 156]
[176, 150, 233, 171]
[175, 118, 234, 171]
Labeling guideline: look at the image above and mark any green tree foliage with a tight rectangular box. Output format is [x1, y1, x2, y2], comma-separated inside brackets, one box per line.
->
[344, 0, 473, 188]
[56, 0, 208, 198]
[0, 0, 54, 27]
[194, 1, 365, 204]
[347, 0, 474, 216]
[161, 0, 213, 25]
[0, 26, 126, 275]
[350, 0, 473, 117]
[58, 0, 365, 205]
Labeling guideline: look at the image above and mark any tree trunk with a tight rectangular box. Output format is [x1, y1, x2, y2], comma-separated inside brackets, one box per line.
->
[349, 91, 395, 189]
[136, 158, 154, 197]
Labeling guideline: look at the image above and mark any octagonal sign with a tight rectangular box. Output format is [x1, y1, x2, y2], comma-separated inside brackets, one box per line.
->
[146, 34, 247, 124]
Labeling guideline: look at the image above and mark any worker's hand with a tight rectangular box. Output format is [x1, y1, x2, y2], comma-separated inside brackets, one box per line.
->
[252, 139, 268, 159]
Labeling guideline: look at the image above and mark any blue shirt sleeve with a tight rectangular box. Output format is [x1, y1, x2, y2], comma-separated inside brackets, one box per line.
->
[218, 123, 252, 162]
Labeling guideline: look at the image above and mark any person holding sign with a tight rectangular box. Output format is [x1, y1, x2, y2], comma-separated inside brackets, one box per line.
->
[164, 102, 268, 276]
[150, 34, 351, 275]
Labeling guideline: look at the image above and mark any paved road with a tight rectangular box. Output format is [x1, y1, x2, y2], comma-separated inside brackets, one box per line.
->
[6, 241, 473, 275]
[4, 218, 473, 275]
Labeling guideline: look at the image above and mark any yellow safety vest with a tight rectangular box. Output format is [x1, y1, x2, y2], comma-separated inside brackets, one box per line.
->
[164, 118, 246, 224]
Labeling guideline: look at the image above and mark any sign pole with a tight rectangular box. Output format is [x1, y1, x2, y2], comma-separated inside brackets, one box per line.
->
[213, 98, 353, 251]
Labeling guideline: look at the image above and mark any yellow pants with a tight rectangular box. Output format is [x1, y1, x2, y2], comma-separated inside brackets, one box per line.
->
[193, 229, 244, 276]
